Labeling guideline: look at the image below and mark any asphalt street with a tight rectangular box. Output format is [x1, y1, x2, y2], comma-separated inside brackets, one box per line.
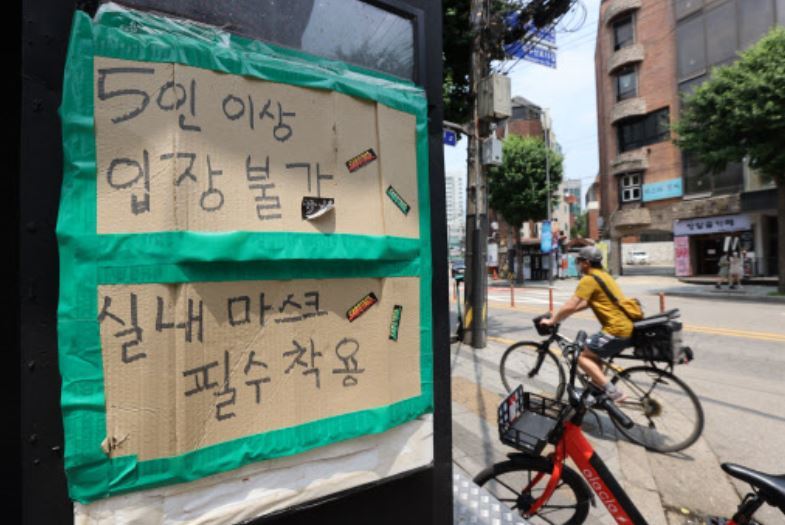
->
[450, 276, 785, 525]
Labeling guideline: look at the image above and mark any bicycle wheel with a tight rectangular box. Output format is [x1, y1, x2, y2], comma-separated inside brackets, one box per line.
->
[500, 341, 566, 400]
[610, 366, 704, 453]
[474, 457, 591, 525]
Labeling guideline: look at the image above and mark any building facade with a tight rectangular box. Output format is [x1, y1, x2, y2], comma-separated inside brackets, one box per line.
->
[595, 0, 782, 276]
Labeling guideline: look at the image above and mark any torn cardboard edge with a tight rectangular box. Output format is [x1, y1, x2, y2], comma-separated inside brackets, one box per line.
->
[301, 197, 335, 221]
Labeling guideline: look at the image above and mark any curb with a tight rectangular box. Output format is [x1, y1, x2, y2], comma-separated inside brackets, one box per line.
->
[658, 290, 785, 305]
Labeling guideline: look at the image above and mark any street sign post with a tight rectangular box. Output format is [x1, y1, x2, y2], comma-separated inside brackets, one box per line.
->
[443, 129, 457, 146]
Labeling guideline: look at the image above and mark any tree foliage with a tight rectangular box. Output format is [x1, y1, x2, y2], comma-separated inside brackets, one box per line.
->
[675, 27, 785, 183]
[442, 0, 574, 123]
[488, 134, 564, 227]
[572, 212, 587, 239]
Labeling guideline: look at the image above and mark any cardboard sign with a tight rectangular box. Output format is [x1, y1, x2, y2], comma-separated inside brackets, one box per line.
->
[99, 277, 420, 461]
[58, 8, 432, 506]
[94, 58, 419, 238]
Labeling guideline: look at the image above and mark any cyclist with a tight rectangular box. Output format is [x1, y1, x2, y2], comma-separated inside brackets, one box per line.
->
[540, 246, 632, 402]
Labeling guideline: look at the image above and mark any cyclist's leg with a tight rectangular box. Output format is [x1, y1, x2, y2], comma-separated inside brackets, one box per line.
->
[577, 348, 607, 386]
[579, 333, 631, 398]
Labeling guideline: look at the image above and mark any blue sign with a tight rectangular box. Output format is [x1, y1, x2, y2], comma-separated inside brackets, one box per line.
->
[504, 41, 557, 68]
[540, 221, 552, 254]
[443, 129, 457, 146]
[503, 14, 556, 43]
[642, 178, 683, 202]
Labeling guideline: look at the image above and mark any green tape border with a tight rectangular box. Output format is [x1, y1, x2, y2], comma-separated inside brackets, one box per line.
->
[57, 9, 432, 503]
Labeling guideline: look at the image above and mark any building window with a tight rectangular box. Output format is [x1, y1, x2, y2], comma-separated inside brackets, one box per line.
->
[705, 1, 737, 66]
[613, 15, 634, 51]
[616, 66, 637, 101]
[779, 0, 785, 26]
[617, 108, 670, 153]
[740, 0, 774, 49]
[683, 153, 744, 195]
[620, 172, 643, 203]
[511, 105, 540, 120]
[677, 14, 707, 80]
[675, 0, 703, 20]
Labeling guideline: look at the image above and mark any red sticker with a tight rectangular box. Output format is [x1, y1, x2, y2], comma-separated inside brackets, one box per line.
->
[346, 149, 378, 173]
[346, 292, 378, 322]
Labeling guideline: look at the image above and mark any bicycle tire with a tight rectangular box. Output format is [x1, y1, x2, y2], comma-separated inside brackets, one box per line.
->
[473, 457, 591, 525]
[500, 341, 566, 400]
[610, 366, 704, 453]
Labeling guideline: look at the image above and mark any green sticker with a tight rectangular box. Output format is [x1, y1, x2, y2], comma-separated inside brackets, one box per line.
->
[389, 305, 403, 341]
[386, 185, 410, 215]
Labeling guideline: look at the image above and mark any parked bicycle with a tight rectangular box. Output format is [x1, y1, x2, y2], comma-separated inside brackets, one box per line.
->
[499, 311, 703, 453]
[475, 331, 785, 524]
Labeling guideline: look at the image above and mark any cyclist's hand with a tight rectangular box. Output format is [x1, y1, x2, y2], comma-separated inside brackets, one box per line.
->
[540, 317, 555, 327]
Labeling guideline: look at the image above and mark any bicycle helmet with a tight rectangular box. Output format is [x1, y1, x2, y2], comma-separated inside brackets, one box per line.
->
[577, 246, 602, 263]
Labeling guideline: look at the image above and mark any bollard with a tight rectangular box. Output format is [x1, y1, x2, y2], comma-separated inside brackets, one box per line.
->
[549, 287, 554, 313]
[659, 292, 665, 313]
[510, 280, 515, 307]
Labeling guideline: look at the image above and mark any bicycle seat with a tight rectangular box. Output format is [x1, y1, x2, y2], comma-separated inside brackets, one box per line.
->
[722, 463, 785, 510]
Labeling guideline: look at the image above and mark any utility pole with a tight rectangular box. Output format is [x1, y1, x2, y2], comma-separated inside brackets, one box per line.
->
[542, 109, 553, 286]
[463, 0, 489, 349]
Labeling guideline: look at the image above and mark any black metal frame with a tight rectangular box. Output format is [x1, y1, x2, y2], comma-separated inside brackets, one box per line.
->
[19, 1, 450, 523]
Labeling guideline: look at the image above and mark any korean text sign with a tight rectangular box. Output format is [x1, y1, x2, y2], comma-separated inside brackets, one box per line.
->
[57, 8, 432, 503]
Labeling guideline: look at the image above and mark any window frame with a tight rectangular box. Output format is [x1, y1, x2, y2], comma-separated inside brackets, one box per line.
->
[615, 65, 638, 102]
[619, 172, 644, 204]
[617, 108, 671, 154]
[612, 14, 635, 51]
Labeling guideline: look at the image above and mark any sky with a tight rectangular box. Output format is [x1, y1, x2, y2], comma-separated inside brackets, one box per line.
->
[443, 0, 602, 207]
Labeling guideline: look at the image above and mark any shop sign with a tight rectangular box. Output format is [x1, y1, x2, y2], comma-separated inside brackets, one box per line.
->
[642, 179, 683, 202]
[674, 236, 691, 276]
[673, 214, 751, 236]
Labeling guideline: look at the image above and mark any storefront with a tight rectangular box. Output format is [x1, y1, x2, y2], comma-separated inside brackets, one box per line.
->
[673, 213, 754, 276]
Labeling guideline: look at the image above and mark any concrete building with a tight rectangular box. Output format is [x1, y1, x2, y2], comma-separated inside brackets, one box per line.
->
[595, 0, 782, 277]
[445, 171, 466, 254]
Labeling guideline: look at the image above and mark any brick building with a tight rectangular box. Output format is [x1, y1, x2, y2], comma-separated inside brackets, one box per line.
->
[491, 96, 572, 280]
[595, 0, 782, 277]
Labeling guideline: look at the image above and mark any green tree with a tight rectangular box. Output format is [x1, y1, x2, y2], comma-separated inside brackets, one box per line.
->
[488, 135, 563, 282]
[674, 28, 785, 292]
[571, 212, 587, 239]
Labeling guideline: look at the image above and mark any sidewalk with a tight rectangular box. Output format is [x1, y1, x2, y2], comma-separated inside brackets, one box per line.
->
[657, 284, 785, 304]
[450, 338, 740, 525]
[482, 275, 785, 305]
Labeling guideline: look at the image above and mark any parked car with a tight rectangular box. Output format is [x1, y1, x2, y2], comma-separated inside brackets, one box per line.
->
[627, 251, 649, 265]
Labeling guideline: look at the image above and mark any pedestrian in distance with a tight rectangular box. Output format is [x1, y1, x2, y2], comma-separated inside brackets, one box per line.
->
[539, 246, 642, 403]
[729, 249, 744, 290]
[715, 252, 730, 289]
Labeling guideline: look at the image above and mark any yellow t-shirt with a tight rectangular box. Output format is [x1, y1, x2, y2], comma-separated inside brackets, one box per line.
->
[574, 269, 634, 338]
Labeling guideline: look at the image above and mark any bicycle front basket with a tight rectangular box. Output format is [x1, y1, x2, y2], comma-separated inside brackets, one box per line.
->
[498, 385, 568, 455]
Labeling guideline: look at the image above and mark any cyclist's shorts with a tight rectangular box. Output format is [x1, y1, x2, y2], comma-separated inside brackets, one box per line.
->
[586, 332, 633, 358]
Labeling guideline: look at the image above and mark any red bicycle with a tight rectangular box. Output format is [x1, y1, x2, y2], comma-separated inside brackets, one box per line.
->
[474, 330, 785, 524]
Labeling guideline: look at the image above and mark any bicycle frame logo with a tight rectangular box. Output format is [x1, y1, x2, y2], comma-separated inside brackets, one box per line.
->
[581, 467, 627, 522]
[561, 423, 644, 524]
